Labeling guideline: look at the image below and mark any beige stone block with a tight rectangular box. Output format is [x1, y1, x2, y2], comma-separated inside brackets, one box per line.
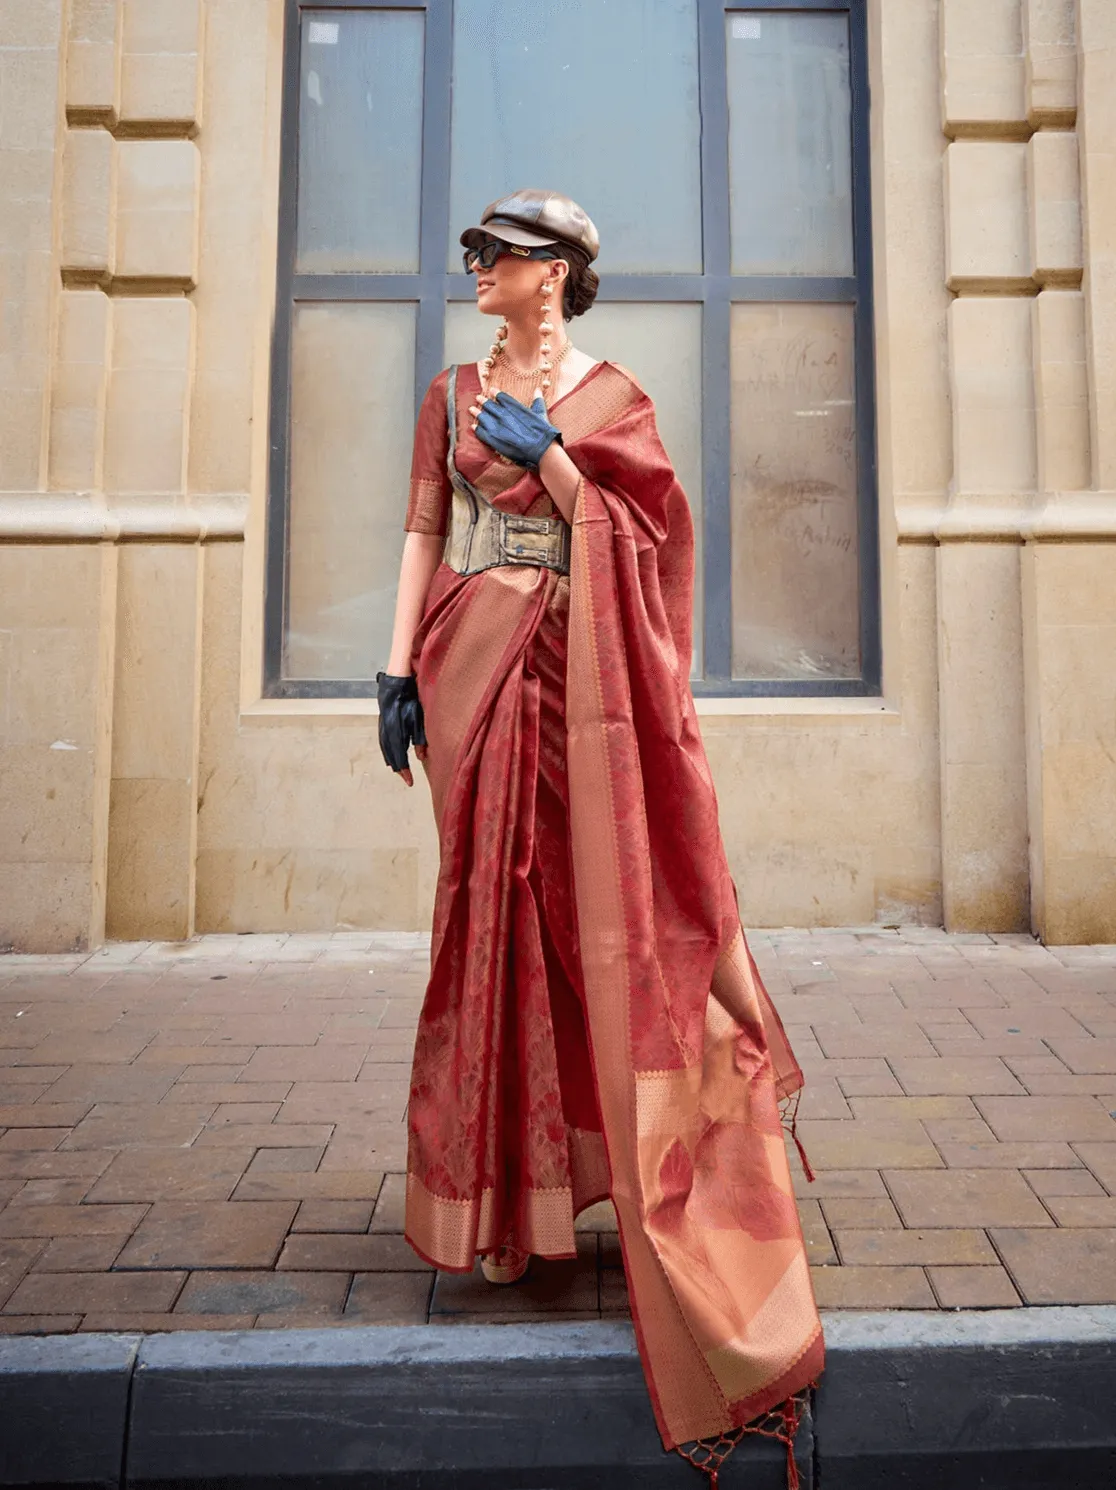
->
[949, 297, 1036, 494]
[0, 0, 64, 48]
[0, 543, 117, 953]
[1028, 542, 1116, 627]
[937, 543, 1028, 933]
[66, 0, 121, 119]
[0, 543, 107, 631]
[1078, 2, 1116, 489]
[0, 144, 56, 241]
[937, 545, 1026, 768]
[872, 0, 953, 506]
[3, 625, 99, 745]
[0, 388, 47, 494]
[188, 0, 284, 497]
[941, 0, 1027, 137]
[114, 139, 199, 284]
[945, 142, 1030, 291]
[106, 542, 203, 941]
[194, 847, 422, 934]
[0, 44, 64, 153]
[49, 289, 112, 492]
[0, 745, 94, 863]
[0, 242, 54, 489]
[60, 128, 115, 279]
[1041, 855, 1116, 944]
[106, 776, 195, 940]
[120, 0, 203, 127]
[940, 762, 1031, 931]
[1024, 0, 1077, 125]
[1027, 130, 1082, 284]
[0, 153, 54, 256]
[1041, 740, 1116, 857]
[111, 543, 202, 780]
[1031, 290, 1090, 491]
[1028, 623, 1116, 746]
[103, 296, 194, 494]
[0, 861, 100, 953]
[1022, 542, 1116, 944]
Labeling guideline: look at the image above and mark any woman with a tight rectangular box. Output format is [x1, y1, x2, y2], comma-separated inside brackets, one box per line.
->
[379, 189, 822, 1483]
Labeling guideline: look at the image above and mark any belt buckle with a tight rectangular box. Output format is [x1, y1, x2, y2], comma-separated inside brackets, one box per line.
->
[501, 514, 559, 567]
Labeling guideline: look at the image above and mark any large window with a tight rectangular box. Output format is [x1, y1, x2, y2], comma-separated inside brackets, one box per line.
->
[266, 0, 878, 697]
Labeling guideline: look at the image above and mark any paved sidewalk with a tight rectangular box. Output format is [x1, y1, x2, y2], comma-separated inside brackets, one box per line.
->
[0, 929, 1113, 1334]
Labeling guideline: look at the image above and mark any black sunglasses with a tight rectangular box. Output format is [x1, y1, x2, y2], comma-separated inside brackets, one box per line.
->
[463, 240, 560, 273]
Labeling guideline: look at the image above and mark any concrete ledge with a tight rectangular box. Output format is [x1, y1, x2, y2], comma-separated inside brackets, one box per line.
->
[125, 1324, 805, 1489]
[817, 1307, 1116, 1489]
[0, 1333, 139, 1489]
[1, 1310, 1115, 1488]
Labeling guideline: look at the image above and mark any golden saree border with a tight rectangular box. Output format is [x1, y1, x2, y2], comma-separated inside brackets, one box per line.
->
[565, 457, 823, 1449]
[406, 1123, 608, 1269]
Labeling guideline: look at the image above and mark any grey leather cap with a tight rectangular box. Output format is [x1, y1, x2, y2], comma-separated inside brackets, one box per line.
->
[460, 189, 600, 262]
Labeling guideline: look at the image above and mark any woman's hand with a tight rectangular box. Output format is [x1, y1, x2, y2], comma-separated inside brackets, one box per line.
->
[471, 392, 563, 470]
[376, 671, 427, 788]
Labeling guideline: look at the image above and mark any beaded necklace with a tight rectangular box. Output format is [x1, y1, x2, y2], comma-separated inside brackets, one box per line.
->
[478, 279, 571, 413]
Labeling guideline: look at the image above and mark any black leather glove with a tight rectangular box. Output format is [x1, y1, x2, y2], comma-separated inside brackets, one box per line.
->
[475, 392, 563, 470]
[376, 671, 427, 773]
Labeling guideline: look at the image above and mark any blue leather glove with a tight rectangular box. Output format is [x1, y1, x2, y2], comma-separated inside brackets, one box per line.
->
[475, 392, 563, 470]
[376, 671, 426, 773]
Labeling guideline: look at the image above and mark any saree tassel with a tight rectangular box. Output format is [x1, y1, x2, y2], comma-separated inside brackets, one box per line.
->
[780, 1091, 816, 1184]
[791, 1120, 815, 1184]
[784, 1401, 801, 1490]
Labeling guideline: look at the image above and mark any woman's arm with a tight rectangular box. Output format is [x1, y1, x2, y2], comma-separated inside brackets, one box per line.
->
[387, 531, 443, 675]
[537, 441, 581, 524]
[384, 531, 442, 786]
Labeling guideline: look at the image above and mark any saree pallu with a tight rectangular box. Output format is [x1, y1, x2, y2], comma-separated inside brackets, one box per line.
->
[404, 361, 823, 1457]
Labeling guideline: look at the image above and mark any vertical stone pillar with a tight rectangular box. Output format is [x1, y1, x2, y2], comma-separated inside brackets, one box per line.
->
[104, 297, 201, 940]
[98, 3, 207, 940]
[0, 3, 122, 952]
[936, 0, 1033, 931]
[1021, 0, 1116, 942]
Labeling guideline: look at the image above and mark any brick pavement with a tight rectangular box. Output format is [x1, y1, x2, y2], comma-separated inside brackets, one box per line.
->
[0, 928, 1114, 1334]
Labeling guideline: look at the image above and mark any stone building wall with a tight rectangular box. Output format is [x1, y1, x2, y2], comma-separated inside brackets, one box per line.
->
[0, 0, 1113, 950]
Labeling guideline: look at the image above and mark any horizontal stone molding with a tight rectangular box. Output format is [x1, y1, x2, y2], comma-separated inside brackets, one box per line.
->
[0, 494, 247, 542]
[59, 273, 196, 296]
[947, 279, 1042, 296]
[64, 114, 198, 140]
[896, 492, 1116, 542]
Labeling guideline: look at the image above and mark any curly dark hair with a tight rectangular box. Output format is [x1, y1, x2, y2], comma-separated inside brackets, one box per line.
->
[550, 244, 599, 319]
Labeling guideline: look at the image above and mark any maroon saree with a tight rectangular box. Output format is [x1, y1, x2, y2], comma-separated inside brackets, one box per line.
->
[403, 361, 823, 1464]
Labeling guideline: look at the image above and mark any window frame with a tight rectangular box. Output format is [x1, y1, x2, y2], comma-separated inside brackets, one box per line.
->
[265, 0, 879, 698]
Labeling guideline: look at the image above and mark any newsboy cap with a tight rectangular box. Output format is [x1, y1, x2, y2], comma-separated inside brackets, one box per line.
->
[460, 189, 600, 263]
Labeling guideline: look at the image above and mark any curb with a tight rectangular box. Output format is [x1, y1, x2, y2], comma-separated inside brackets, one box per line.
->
[2, 1309, 1114, 1488]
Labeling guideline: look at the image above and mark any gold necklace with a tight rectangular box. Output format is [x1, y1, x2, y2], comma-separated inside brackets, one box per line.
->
[478, 279, 571, 412]
[486, 337, 572, 409]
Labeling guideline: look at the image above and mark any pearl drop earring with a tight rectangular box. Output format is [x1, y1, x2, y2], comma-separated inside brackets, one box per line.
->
[540, 281, 554, 391]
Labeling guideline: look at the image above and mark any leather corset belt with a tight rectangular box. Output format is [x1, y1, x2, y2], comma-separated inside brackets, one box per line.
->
[441, 365, 572, 579]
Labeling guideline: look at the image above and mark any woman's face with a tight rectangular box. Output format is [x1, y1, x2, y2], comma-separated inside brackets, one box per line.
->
[472, 244, 567, 319]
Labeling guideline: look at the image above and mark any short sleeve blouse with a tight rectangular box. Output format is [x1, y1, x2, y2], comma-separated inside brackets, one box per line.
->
[403, 369, 452, 536]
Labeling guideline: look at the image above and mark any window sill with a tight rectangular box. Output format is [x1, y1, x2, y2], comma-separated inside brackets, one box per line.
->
[240, 696, 896, 724]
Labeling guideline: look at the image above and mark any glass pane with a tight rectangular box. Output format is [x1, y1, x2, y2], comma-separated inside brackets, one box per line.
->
[285, 302, 416, 679]
[449, 0, 701, 274]
[730, 303, 859, 680]
[726, 12, 853, 275]
[296, 10, 424, 273]
[444, 301, 704, 676]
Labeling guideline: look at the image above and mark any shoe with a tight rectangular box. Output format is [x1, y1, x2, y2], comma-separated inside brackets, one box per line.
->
[481, 1244, 529, 1285]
